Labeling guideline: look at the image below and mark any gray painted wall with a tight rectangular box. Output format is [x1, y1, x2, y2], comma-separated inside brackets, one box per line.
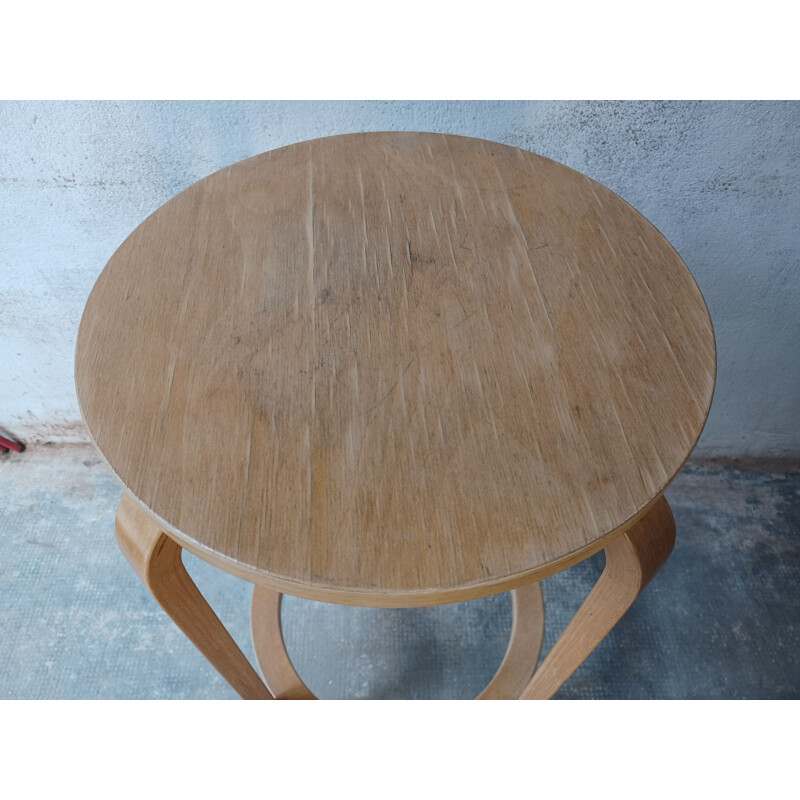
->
[2, 101, 798, 455]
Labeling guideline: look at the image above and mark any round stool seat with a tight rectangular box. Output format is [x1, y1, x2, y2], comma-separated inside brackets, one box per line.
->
[76, 131, 715, 607]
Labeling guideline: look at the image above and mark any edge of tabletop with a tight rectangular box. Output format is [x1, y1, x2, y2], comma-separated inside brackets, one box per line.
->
[118, 487, 665, 608]
[77, 320, 716, 608]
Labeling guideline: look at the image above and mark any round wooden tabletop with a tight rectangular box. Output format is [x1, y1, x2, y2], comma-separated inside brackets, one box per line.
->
[76, 132, 715, 606]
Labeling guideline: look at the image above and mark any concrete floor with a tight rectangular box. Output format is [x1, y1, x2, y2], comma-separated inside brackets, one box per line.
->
[1, 444, 798, 699]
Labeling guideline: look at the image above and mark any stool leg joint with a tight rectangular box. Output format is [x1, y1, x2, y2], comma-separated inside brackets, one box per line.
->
[115, 493, 273, 700]
[520, 495, 676, 700]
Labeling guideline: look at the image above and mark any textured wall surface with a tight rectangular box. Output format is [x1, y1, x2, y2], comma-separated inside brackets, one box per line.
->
[1, 101, 798, 454]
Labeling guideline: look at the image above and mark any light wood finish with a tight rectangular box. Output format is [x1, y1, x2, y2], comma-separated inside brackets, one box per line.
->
[253, 492, 671, 699]
[77, 131, 715, 606]
[476, 581, 544, 699]
[251, 581, 545, 700]
[521, 494, 676, 700]
[251, 587, 316, 699]
[115, 493, 273, 700]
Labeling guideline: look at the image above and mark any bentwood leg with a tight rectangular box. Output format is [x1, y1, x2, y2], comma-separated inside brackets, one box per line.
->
[251, 587, 316, 699]
[251, 581, 545, 700]
[520, 495, 676, 700]
[476, 580, 545, 699]
[115, 493, 273, 700]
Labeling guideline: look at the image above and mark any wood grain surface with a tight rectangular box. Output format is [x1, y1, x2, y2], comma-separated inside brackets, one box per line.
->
[76, 131, 715, 606]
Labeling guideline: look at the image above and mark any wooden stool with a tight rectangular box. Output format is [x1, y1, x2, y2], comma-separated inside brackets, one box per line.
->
[76, 132, 715, 699]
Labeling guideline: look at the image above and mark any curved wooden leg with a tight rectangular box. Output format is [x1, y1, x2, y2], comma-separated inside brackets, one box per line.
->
[252, 581, 544, 700]
[476, 581, 545, 699]
[520, 495, 676, 700]
[115, 493, 273, 700]
[251, 587, 316, 699]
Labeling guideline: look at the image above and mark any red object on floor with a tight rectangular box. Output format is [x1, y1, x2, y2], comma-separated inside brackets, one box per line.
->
[0, 435, 22, 452]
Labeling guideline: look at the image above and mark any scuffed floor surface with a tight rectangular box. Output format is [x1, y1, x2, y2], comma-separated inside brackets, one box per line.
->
[1, 444, 798, 699]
